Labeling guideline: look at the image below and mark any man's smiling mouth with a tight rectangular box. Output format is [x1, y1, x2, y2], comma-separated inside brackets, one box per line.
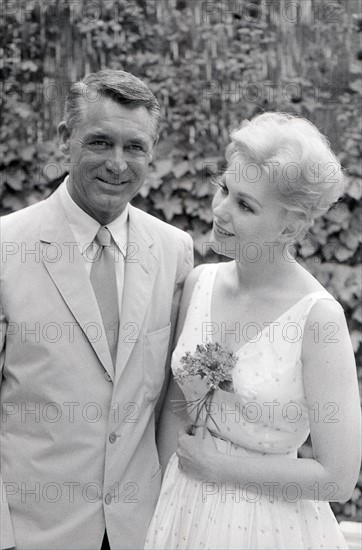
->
[97, 177, 128, 186]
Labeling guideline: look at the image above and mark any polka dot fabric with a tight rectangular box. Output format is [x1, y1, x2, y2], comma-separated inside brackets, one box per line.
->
[145, 264, 348, 549]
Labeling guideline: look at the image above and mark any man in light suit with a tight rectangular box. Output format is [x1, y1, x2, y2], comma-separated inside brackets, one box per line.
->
[0, 70, 193, 549]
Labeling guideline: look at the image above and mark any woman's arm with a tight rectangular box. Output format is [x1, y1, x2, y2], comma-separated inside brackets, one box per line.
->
[177, 299, 361, 502]
[301, 298, 361, 500]
[156, 264, 206, 472]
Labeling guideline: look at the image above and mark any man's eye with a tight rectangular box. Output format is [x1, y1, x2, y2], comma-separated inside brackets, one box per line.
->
[127, 144, 144, 152]
[90, 140, 109, 147]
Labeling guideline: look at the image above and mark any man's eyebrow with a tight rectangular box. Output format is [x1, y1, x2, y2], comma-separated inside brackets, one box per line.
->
[127, 136, 151, 148]
[84, 131, 110, 140]
[235, 192, 262, 207]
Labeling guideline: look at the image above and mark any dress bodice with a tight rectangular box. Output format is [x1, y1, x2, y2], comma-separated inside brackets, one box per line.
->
[171, 263, 337, 457]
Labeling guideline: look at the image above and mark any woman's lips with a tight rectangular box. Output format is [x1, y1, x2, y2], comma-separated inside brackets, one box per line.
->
[213, 220, 235, 236]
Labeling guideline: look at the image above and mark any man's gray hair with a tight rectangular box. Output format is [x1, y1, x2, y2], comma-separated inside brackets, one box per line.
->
[64, 70, 161, 140]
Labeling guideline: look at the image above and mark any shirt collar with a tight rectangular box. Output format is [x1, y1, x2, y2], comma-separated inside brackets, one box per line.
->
[59, 176, 129, 253]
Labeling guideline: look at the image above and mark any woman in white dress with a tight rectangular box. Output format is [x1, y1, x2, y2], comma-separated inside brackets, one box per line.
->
[145, 113, 361, 549]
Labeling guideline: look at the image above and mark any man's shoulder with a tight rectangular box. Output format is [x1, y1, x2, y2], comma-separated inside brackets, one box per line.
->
[1, 195, 51, 238]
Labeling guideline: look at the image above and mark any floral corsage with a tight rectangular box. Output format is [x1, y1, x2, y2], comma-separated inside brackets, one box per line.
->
[173, 342, 238, 435]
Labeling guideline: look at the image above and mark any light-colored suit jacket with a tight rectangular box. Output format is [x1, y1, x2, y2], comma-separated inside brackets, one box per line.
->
[0, 184, 193, 549]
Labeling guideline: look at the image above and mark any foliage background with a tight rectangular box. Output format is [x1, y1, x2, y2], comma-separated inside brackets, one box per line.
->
[1, 0, 361, 523]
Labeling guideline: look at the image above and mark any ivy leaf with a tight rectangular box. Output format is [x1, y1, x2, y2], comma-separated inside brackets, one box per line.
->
[195, 179, 213, 198]
[322, 238, 339, 261]
[330, 265, 361, 305]
[36, 142, 57, 161]
[2, 168, 25, 191]
[298, 234, 319, 258]
[173, 161, 190, 179]
[310, 220, 328, 245]
[184, 197, 200, 216]
[1, 194, 26, 213]
[346, 177, 362, 200]
[339, 229, 361, 252]
[15, 104, 34, 120]
[194, 157, 223, 173]
[326, 203, 350, 228]
[191, 218, 210, 235]
[20, 145, 37, 163]
[167, 215, 190, 230]
[349, 79, 362, 94]
[350, 330, 362, 353]
[154, 159, 174, 179]
[196, 203, 213, 223]
[176, 178, 193, 191]
[192, 229, 213, 256]
[20, 61, 38, 73]
[352, 305, 362, 324]
[347, 161, 362, 177]
[139, 173, 163, 198]
[0, 145, 17, 165]
[153, 194, 183, 221]
[334, 244, 356, 262]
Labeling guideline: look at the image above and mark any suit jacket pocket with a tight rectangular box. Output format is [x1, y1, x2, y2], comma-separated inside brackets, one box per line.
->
[143, 323, 171, 402]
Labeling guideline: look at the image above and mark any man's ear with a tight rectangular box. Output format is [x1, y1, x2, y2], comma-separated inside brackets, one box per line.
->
[58, 121, 71, 158]
[151, 135, 159, 153]
[147, 139, 158, 164]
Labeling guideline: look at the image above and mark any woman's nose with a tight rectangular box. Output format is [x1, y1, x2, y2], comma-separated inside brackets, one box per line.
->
[212, 194, 231, 221]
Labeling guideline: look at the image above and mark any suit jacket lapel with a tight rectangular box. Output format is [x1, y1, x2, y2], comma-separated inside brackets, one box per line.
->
[39, 188, 115, 380]
[116, 205, 159, 381]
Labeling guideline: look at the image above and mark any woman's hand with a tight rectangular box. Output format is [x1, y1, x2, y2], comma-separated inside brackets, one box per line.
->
[176, 425, 219, 481]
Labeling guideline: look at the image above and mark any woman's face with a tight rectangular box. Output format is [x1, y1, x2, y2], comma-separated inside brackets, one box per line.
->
[211, 156, 289, 261]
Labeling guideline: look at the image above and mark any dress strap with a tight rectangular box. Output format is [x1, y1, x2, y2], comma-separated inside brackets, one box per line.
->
[180, 264, 219, 346]
[292, 290, 340, 334]
[188, 263, 218, 317]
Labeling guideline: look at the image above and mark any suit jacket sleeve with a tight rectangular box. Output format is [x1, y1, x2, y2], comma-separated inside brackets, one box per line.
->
[154, 232, 194, 430]
[0, 302, 16, 550]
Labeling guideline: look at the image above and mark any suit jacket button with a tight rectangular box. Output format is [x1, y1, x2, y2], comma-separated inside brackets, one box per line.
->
[104, 372, 112, 382]
[104, 493, 112, 505]
[109, 432, 117, 444]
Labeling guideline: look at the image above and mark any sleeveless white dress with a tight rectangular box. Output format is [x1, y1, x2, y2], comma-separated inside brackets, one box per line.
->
[145, 264, 348, 549]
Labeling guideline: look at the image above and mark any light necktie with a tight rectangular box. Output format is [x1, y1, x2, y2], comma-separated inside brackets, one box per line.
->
[90, 227, 119, 365]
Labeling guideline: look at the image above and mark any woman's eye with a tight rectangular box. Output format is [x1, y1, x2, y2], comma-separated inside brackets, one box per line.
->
[238, 200, 253, 213]
[211, 176, 228, 194]
[217, 180, 228, 194]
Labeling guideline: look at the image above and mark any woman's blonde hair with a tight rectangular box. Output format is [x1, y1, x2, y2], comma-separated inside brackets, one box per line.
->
[226, 112, 345, 238]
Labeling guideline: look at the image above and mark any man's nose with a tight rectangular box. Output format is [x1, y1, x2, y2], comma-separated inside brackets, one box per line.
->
[105, 148, 127, 172]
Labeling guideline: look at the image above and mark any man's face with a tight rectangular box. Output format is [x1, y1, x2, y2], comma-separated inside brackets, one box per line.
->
[58, 96, 156, 224]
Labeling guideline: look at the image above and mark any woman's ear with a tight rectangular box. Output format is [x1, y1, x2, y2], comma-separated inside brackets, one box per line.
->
[58, 122, 71, 158]
[278, 211, 304, 243]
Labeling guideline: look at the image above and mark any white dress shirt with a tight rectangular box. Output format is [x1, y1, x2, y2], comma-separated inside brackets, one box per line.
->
[59, 176, 128, 316]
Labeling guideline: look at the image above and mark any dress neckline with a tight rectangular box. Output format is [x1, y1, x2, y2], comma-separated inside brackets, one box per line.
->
[207, 263, 332, 354]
